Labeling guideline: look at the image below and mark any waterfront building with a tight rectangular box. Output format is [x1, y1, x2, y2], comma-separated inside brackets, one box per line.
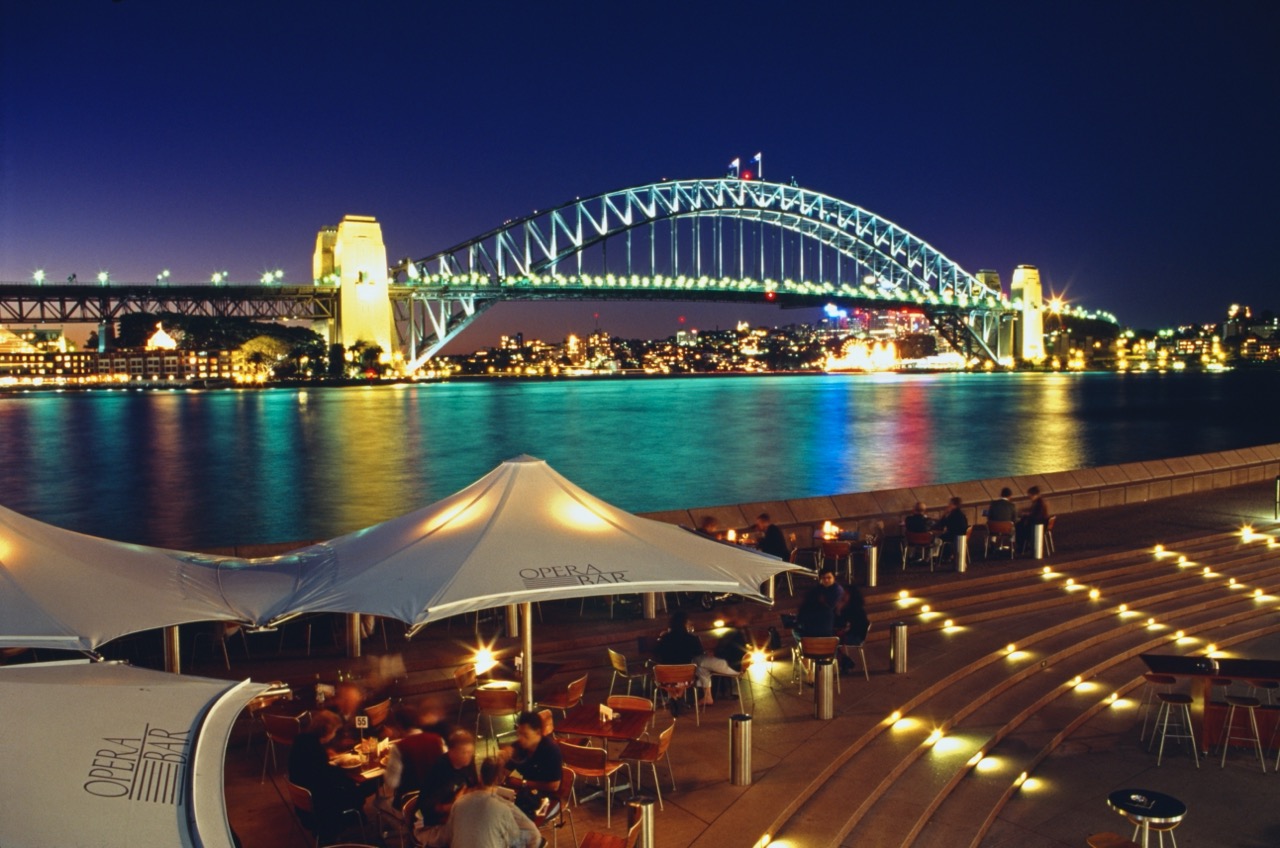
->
[1010, 264, 1045, 362]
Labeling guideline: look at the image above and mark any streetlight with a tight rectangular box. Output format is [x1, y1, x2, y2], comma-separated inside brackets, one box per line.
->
[211, 271, 228, 285]
[32, 269, 45, 285]
[156, 269, 171, 285]
[97, 271, 110, 286]
[260, 269, 283, 285]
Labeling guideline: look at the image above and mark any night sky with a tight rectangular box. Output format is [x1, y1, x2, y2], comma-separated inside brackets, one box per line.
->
[2, 1, 1277, 348]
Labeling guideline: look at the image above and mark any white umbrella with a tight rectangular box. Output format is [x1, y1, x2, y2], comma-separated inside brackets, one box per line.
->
[276, 455, 800, 704]
[0, 661, 268, 848]
[0, 503, 290, 652]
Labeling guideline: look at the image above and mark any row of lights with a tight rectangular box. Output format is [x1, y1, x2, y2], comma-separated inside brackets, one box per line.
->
[30, 269, 284, 285]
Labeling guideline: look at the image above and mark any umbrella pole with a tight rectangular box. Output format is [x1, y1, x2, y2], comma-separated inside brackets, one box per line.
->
[346, 614, 362, 658]
[521, 602, 534, 712]
[506, 604, 520, 638]
[163, 626, 181, 674]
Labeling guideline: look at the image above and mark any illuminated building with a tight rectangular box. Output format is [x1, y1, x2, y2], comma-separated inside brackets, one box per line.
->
[313, 215, 394, 354]
[1010, 265, 1045, 362]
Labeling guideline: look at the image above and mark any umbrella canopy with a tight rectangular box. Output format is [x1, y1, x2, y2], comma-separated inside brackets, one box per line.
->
[0, 503, 290, 652]
[0, 661, 268, 848]
[276, 455, 798, 626]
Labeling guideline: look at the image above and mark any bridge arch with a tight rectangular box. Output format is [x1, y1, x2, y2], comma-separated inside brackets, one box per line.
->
[391, 178, 1011, 367]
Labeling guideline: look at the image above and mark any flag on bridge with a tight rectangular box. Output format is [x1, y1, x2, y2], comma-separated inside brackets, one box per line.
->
[728, 157, 740, 177]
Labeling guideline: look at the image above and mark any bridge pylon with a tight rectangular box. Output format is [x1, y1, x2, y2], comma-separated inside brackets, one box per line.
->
[314, 215, 394, 355]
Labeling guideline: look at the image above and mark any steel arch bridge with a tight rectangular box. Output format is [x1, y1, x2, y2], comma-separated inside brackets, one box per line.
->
[390, 178, 1013, 368]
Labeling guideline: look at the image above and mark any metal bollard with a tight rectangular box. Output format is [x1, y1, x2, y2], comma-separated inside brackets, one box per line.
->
[729, 713, 753, 785]
[865, 543, 878, 587]
[956, 534, 969, 574]
[642, 592, 657, 620]
[628, 795, 657, 848]
[1032, 524, 1045, 560]
[813, 660, 835, 720]
[1274, 474, 1279, 520]
[890, 621, 908, 674]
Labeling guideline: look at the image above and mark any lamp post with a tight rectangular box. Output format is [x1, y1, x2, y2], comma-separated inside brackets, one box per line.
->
[32, 269, 45, 286]
[211, 271, 228, 285]
[97, 271, 109, 286]
[156, 269, 170, 285]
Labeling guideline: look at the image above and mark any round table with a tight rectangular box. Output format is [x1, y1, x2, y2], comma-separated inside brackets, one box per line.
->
[1106, 788, 1185, 848]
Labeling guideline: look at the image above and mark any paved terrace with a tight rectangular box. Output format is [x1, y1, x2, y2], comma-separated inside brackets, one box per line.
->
[195, 480, 1280, 848]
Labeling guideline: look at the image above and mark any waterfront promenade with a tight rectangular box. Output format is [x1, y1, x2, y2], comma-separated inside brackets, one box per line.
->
[212, 479, 1280, 848]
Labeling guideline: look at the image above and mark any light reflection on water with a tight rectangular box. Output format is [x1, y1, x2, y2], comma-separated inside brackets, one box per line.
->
[0, 369, 1275, 549]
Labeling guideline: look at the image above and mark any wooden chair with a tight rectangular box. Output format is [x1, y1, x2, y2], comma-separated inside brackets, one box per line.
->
[1086, 833, 1139, 848]
[538, 673, 589, 718]
[475, 687, 520, 748]
[651, 664, 700, 726]
[453, 664, 478, 722]
[607, 648, 650, 696]
[546, 765, 577, 847]
[619, 720, 676, 809]
[580, 809, 644, 848]
[985, 520, 1016, 559]
[261, 710, 307, 782]
[362, 697, 391, 732]
[818, 540, 854, 580]
[797, 636, 841, 696]
[607, 694, 655, 734]
[286, 780, 366, 847]
[839, 622, 872, 681]
[560, 740, 631, 828]
[901, 531, 937, 570]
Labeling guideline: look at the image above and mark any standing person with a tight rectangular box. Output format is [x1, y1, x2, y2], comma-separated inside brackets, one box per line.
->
[935, 496, 969, 564]
[412, 730, 480, 848]
[653, 611, 741, 706]
[442, 757, 541, 848]
[1017, 486, 1051, 551]
[755, 512, 791, 561]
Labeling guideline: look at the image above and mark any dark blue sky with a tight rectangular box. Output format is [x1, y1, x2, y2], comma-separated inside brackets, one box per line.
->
[2, 1, 1277, 347]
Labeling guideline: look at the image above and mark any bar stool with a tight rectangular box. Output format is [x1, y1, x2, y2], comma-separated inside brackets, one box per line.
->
[1126, 814, 1181, 848]
[1209, 677, 1234, 699]
[1138, 673, 1179, 742]
[1247, 679, 1279, 704]
[1150, 691, 1199, 767]
[796, 636, 841, 696]
[1219, 693, 1267, 772]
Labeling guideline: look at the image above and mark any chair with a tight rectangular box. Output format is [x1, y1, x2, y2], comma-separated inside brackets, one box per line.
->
[838, 622, 871, 681]
[453, 664, 478, 722]
[818, 540, 854, 580]
[651, 664, 700, 726]
[1149, 691, 1199, 767]
[1086, 834, 1140, 848]
[901, 531, 937, 570]
[546, 765, 578, 847]
[619, 721, 676, 809]
[1126, 815, 1181, 848]
[607, 648, 650, 696]
[560, 740, 632, 827]
[1044, 515, 1056, 554]
[538, 673, 589, 719]
[243, 684, 294, 752]
[797, 636, 841, 696]
[362, 697, 391, 733]
[1219, 694, 1267, 772]
[475, 687, 520, 748]
[190, 621, 242, 670]
[607, 694, 656, 734]
[261, 709, 307, 782]
[286, 780, 367, 847]
[580, 809, 644, 848]
[985, 521, 1015, 559]
[1136, 673, 1179, 742]
[374, 790, 418, 848]
[1247, 678, 1279, 704]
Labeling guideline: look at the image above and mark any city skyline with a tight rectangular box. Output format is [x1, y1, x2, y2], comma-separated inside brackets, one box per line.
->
[2, 1, 1277, 346]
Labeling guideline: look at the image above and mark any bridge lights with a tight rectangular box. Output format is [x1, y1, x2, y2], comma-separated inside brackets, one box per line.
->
[32, 269, 44, 285]
[96, 271, 109, 285]
[211, 271, 228, 285]
[156, 269, 170, 285]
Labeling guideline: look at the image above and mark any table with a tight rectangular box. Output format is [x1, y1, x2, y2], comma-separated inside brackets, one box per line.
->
[556, 702, 653, 744]
[329, 747, 386, 784]
[1139, 653, 1280, 752]
[1106, 788, 1185, 848]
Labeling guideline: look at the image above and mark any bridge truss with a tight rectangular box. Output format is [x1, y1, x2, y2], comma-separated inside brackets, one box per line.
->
[392, 178, 1013, 367]
[0, 284, 336, 325]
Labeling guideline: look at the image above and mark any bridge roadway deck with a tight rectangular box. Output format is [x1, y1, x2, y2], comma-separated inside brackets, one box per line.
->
[212, 479, 1280, 847]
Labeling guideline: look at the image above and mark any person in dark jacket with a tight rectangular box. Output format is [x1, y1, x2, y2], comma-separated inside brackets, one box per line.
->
[288, 711, 374, 839]
[755, 513, 791, 561]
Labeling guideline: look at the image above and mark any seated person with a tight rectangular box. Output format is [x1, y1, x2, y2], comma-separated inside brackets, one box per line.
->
[287, 711, 376, 839]
[412, 729, 479, 848]
[935, 496, 969, 560]
[502, 711, 562, 794]
[795, 588, 835, 638]
[381, 726, 446, 807]
[986, 487, 1016, 523]
[834, 583, 870, 672]
[1016, 486, 1051, 549]
[442, 756, 541, 848]
[654, 611, 741, 706]
[755, 512, 791, 560]
[695, 515, 721, 539]
[903, 502, 932, 535]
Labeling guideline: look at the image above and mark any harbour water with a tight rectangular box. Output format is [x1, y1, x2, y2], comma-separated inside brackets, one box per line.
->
[1, 369, 1275, 550]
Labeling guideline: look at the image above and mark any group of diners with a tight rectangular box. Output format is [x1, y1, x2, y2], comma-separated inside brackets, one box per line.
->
[285, 683, 563, 848]
[791, 569, 870, 673]
[900, 485, 1052, 564]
